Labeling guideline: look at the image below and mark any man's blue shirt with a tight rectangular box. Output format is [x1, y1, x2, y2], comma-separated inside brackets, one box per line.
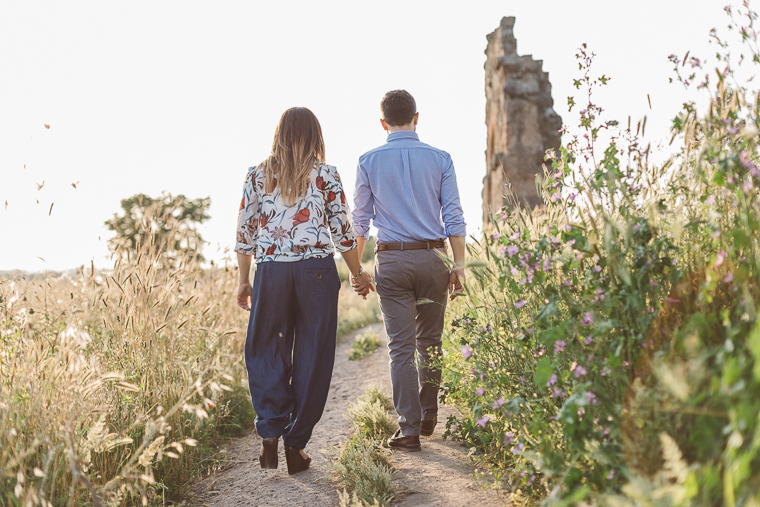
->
[352, 131, 467, 243]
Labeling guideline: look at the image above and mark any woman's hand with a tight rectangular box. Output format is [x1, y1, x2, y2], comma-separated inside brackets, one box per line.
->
[351, 271, 375, 299]
[237, 282, 252, 311]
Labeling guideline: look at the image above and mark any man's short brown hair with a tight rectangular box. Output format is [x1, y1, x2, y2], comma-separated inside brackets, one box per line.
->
[380, 90, 417, 126]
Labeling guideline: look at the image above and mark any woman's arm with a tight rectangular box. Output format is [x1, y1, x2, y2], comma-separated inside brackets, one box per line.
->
[237, 252, 253, 311]
[235, 168, 259, 311]
[340, 246, 374, 298]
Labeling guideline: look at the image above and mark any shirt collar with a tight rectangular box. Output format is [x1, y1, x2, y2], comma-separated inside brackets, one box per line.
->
[387, 131, 419, 142]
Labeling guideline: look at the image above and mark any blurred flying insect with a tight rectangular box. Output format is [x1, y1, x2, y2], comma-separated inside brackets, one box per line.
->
[4, 200, 7, 211]
[36, 180, 45, 191]
[71, 181, 79, 189]
[44, 124, 50, 129]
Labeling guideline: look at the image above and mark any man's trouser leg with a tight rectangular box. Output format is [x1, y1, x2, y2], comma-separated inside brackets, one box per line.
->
[376, 248, 449, 436]
[413, 250, 449, 423]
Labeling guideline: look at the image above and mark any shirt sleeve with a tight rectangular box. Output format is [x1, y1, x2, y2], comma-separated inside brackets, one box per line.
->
[235, 167, 259, 256]
[441, 155, 467, 237]
[324, 165, 357, 252]
[352, 161, 374, 240]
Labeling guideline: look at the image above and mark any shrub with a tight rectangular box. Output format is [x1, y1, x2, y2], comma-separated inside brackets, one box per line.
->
[361, 384, 395, 412]
[349, 331, 383, 360]
[332, 387, 396, 506]
[440, 6, 760, 505]
[332, 435, 395, 506]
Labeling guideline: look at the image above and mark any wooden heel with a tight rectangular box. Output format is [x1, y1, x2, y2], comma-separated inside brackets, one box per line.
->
[284, 446, 311, 475]
[259, 437, 278, 469]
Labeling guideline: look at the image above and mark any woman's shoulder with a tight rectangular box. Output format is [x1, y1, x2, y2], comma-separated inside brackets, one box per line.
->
[316, 162, 341, 179]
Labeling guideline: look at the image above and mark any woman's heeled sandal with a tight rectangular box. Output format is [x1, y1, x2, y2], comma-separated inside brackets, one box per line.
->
[259, 437, 278, 469]
[284, 446, 311, 475]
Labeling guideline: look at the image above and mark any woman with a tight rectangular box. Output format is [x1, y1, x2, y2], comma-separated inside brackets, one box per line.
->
[235, 107, 373, 475]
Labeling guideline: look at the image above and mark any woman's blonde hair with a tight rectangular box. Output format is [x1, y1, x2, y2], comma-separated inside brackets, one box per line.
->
[260, 107, 326, 205]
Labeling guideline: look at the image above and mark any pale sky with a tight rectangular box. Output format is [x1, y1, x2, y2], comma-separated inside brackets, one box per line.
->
[0, 0, 723, 272]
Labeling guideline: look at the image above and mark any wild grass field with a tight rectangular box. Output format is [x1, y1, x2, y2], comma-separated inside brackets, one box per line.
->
[0, 212, 379, 506]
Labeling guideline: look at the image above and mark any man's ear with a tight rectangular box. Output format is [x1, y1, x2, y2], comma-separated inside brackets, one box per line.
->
[380, 119, 388, 131]
[413, 112, 419, 126]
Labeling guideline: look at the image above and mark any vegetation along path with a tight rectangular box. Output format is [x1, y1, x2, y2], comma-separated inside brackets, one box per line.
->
[191, 322, 505, 507]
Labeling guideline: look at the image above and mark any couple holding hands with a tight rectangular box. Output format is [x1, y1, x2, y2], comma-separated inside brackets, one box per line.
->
[235, 90, 466, 475]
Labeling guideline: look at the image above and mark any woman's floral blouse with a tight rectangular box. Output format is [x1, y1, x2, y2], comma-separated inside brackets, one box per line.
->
[235, 162, 357, 263]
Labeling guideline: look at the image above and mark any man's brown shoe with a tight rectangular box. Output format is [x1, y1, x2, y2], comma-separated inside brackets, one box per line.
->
[388, 429, 421, 452]
[420, 419, 437, 437]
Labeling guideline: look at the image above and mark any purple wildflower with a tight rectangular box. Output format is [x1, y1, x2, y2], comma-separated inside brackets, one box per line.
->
[461, 345, 472, 359]
[512, 442, 525, 455]
[724, 273, 734, 283]
[593, 266, 602, 272]
[476, 415, 489, 428]
[554, 340, 566, 353]
[503, 431, 514, 444]
[547, 374, 557, 387]
[476, 388, 485, 396]
[585, 391, 597, 404]
[581, 312, 594, 327]
[492, 397, 505, 409]
[649, 280, 659, 286]
[491, 232, 501, 241]
[705, 194, 715, 205]
[514, 299, 527, 309]
[507, 245, 519, 257]
[584, 335, 593, 345]
[715, 251, 725, 267]
[498, 246, 506, 255]
[574, 365, 588, 378]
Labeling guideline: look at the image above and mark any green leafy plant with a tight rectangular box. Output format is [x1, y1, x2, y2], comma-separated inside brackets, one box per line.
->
[349, 331, 382, 360]
[439, 4, 760, 505]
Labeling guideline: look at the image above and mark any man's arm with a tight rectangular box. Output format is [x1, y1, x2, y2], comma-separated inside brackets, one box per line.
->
[448, 236, 466, 299]
[352, 162, 374, 244]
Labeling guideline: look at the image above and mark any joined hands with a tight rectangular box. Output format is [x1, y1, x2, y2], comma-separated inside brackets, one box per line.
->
[351, 271, 375, 299]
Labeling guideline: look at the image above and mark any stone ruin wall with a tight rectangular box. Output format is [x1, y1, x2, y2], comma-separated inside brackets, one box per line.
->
[483, 17, 562, 224]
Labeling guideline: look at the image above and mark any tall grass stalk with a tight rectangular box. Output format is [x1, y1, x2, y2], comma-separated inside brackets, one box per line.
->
[0, 207, 254, 506]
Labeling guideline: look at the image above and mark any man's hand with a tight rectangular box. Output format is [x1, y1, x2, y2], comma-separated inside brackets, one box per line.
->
[237, 282, 252, 311]
[351, 271, 375, 299]
[449, 268, 466, 300]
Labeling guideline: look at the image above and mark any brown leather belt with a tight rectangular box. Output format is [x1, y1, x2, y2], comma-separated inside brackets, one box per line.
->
[376, 240, 446, 252]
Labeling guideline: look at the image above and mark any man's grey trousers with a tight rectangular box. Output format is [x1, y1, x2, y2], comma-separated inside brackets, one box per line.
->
[374, 248, 449, 437]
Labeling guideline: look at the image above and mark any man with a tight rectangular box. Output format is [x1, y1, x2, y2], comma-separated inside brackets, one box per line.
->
[352, 90, 466, 452]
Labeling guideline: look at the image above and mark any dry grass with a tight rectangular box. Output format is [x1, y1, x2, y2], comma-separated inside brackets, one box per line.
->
[336, 274, 381, 341]
[0, 206, 374, 506]
[332, 387, 396, 506]
[0, 211, 254, 506]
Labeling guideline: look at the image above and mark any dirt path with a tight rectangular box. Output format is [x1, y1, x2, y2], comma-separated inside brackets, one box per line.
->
[190, 323, 507, 507]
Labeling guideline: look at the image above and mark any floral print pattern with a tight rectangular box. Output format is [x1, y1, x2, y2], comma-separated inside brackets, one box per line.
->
[235, 162, 357, 263]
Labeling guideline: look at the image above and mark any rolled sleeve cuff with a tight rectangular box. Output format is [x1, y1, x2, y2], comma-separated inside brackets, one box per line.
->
[353, 224, 371, 240]
[445, 223, 467, 238]
[334, 237, 358, 253]
[235, 243, 255, 256]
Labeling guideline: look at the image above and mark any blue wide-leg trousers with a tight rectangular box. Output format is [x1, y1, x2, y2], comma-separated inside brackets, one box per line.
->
[245, 256, 340, 449]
